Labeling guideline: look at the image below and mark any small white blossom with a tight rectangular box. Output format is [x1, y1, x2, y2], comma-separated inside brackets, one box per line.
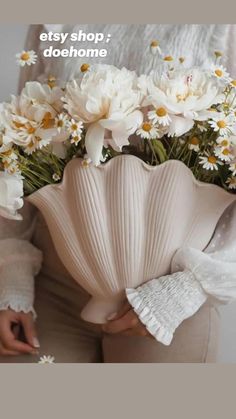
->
[16, 50, 37, 67]
[52, 173, 61, 181]
[199, 153, 222, 171]
[38, 355, 55, 364]
[136, 122, 160, 139]
[226, 176, 236, 189]
[210, 64, 231, 83]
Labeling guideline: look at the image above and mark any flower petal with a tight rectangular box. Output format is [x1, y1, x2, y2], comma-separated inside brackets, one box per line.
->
[85, 123, 105, 166]
[167, 115, 194, 137]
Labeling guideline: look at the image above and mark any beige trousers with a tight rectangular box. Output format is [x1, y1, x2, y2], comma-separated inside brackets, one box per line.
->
[0, 213, 220, 363]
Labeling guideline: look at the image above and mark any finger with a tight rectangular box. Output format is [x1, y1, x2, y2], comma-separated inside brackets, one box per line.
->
[121, 325, 150, 337]
[0, 342, 21, 356]
[11, 323, 21, 339]
[0, 321, 38, 354]
[106, 300, 131, 321]
[20, 314, 40, 349]
[103, 310, 139, 334]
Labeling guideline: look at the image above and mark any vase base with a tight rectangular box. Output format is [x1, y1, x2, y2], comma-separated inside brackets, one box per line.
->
[80, 295, 125, 324]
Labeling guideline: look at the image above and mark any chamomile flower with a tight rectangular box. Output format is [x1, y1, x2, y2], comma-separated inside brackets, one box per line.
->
[16, 50, 37, 67]
[199, 153, 222, 171]
[150, 40, 162, 56]
[216, 137, 232, 148]
[214, 146, 234, 162]
[52, 173, 61, 182]
[230, 80, 236, 89]
[209, 113, 236, 137]
[55, 113, 68, 133]
[38, 355, 55, 364]
[71, 135, 81, 146]
[68, 119, 83, 137]
[136, 121, 159, 139]
[148, 107, 171, 126]
[210, 64, 231, 83]
[196, 122, 207, 133]
[80, 63, 90, 73]
[188, 136, 200, 152]
[229, 162, 236, 176]
[81, 155, 92, 168]
[226, 176, 236, 189]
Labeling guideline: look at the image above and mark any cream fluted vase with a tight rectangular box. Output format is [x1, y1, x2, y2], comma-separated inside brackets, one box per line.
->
[27, 155, 235, 323]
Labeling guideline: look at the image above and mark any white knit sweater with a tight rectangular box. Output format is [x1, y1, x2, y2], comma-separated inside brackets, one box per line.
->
[1, 24, 236, 345]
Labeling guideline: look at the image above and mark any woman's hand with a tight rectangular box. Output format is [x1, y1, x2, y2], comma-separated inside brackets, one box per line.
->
[0, 309, 40, 356]
[102, 300, 152, 337]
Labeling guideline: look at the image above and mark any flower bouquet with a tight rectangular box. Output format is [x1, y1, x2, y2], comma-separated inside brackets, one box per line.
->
[0, 46, 235, 322]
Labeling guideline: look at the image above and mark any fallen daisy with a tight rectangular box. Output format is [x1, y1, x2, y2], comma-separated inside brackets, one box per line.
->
[38, 355, 55, 364]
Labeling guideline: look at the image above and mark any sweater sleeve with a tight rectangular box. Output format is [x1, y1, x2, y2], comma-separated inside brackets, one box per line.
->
[0, 201, 43, 319]
[126, 200, 236, 346]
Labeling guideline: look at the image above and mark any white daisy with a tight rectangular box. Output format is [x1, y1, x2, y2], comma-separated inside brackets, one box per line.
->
[230, 80, 236, 89]
[148, 107, 171, 126]
[16, 50, 37, 67]
[229, 163, 236, 176]
[199, 153, 222, 171]
[136, 121, 159, 139]
[70, 135, 81, 146]
[38, 355, 55, 364]
[216, 137, 232, 148]
[197, 122, 207, 133]
[209, 114, 236, 137]
[55, 113, 68, 133]
[81, 155, 92, 168]
[68, 119, 83, 137]
[214, 146, 234, 162]
[188, 137, 200, 152]
[210, 64, 231, 83]
[150, 40, 162, 56]
[226, 176, 236, 189]
[52, 173, 61, 181]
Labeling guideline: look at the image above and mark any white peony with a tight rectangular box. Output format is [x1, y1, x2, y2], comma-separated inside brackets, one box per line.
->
[64, 65, 143, 165]
[139, 68, 224, 137]
[0, 172, 24, 220]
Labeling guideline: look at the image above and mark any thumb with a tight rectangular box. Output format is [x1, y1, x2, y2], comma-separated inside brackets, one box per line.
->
[106, 300, 131, 321]
[20, 313, 40, 349]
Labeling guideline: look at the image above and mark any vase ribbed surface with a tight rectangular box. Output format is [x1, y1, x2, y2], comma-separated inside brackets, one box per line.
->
[27, 155, 235, 322]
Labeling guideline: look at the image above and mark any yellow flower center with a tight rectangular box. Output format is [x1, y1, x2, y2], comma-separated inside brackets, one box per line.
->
[215, 69, 223, 77]
[208, 156, 217, 164]
[80, 63, 90, 72]
[222, 148, 230, 155]
[42, 112, 54, 129]
[57, 120, 64, 127]
[142, 122, 152, 132]
[3, 149, 13, 157]
[231, 80, 236, 87]
[20, 52, 30, 61]
[217, 120, 227, 129]
[156, 107, 167, 117]
[47, 75, 56, 89]
[27, 126, 36, 134]
[189, 136, 199, 145]
[179, 57, 185, 63]
[150, 40, 159, 47]
[82, 160, 89, 168]
[221, 139, 229, 147]
[14, 121, 25, 129]
[164, 56, 173, 62]
[71, 123, 78, 131]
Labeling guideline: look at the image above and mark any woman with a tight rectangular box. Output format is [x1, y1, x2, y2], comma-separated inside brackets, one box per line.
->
[0, 24, 236, 362]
